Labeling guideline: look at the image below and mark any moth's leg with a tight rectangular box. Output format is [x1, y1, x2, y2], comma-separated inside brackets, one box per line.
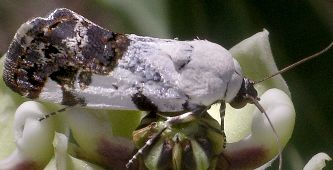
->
[38, 102, 89, 121]
[135, 111, 158, 130]
[219, 102, 226, 130]
[126, 107, 207, 169]
[38, 106, 73, 121]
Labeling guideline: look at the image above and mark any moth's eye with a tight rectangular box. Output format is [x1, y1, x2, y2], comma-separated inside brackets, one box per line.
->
[229, 97, 247, 109]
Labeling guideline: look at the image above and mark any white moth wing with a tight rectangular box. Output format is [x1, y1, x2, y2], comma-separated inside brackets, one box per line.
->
[4, 8, 242, 114]
[39, 35, 190, 112]
[39, 35, 239, 112]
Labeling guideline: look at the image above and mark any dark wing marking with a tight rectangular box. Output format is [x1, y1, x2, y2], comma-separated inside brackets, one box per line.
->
[3, 8, 129, 99]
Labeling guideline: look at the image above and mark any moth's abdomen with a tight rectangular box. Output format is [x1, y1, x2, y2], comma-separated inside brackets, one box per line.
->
[3, 8, 129, 99]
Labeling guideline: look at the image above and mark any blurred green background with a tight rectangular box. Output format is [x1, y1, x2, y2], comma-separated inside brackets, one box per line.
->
[0, 0, 332, 169]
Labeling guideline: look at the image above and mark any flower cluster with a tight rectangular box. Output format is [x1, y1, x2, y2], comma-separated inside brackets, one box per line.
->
[0, 30, 330, 169]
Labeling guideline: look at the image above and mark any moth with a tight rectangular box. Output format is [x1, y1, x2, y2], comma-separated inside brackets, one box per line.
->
[3, 8, 332, 169]
[4, 8, 252, 113]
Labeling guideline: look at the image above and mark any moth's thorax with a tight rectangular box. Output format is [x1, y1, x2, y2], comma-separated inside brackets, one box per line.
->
[125, 35, 244, 106]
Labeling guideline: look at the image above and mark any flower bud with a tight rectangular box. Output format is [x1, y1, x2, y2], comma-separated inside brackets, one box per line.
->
[133, 114, 225, 170]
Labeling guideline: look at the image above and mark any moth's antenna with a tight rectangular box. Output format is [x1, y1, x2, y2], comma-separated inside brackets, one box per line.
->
[255, 42, 333, 84]
[247, 95, 282, 170]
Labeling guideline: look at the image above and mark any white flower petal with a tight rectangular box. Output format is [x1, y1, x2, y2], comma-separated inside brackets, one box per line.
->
[230, 29, 290, 96]
[44, 132, 104, 170]
[303, 153, 331, 170]
[0, 101, 56, 169]
[208, 30, 296, 169]
[53, 132, 68, 170]
[64, 108, 114, 159]
[222, 89, 295, 169]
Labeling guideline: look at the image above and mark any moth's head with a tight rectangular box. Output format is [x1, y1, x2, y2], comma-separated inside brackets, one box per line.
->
[229, 78, 258, 109]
